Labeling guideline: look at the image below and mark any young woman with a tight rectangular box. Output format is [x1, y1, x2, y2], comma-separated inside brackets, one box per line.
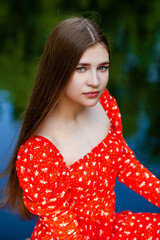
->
[1, 17, 160, 240]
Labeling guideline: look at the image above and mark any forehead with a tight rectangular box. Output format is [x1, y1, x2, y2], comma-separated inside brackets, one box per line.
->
[79, 43, 109, 63]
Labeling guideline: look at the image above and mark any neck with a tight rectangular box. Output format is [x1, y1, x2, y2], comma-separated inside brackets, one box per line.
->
[50, 96, 90, 123]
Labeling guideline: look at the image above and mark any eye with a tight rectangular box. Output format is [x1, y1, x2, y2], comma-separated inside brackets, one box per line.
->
[98, 66, 109, 72]
[76, 67, 86, 72]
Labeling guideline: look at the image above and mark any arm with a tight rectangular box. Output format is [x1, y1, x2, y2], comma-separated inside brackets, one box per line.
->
[117, 136, 160, 208]
[109, 95, 160, 207]
[104, 91, 160, 207]
[16, 137, 84, 239]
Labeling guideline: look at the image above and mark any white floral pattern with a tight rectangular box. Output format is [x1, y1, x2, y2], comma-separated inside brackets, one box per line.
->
[16, 89, 160, 240]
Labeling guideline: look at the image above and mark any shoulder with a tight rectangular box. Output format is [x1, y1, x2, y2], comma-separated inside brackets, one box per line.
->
[100, 89, 120, 113]
[16, 135, 64, 173]
[16, 136, 69, 201]
[100, 88, 123, 135]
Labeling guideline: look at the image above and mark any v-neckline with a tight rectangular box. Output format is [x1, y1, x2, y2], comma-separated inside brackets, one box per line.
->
[34, 89, 112, 170]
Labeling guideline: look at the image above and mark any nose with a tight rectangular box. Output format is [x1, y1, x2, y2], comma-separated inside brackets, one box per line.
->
[86, 70, 100, 87]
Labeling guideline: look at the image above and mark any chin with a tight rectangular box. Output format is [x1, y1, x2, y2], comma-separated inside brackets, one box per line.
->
[85, 100, 99, 108]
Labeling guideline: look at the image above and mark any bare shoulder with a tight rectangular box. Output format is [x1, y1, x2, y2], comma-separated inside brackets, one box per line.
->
[36, 111, 60, 143]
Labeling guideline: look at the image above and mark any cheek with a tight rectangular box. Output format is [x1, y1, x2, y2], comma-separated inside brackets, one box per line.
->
[101, 72, 109, 85]
[65, 79, 81, 96]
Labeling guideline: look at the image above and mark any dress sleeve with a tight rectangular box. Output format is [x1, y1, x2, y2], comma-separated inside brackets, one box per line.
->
[117, 137, 160, 208]
[16, 136, 84, 240]
[106, 92, 160, 208]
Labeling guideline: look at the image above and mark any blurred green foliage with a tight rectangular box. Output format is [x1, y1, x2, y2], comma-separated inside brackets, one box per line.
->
[0, 0, 160, 162]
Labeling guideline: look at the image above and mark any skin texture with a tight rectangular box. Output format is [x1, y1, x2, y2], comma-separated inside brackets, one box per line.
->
[36, 43, 110, 167]
[57, 43, 110, 120]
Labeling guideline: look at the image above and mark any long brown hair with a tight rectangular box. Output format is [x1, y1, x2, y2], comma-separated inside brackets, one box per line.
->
[0, 17, 110, 219]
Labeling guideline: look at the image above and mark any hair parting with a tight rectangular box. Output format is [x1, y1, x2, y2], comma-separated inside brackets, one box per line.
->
[0, 16, 110, 219]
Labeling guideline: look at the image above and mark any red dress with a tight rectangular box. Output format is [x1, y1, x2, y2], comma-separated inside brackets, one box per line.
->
[16, 89, 160, 240]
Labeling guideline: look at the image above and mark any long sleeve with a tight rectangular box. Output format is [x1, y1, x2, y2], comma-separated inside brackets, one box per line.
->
[117, 136, 160, 208]
[102, 90, 160, 208]
[106, 93, 160, 208]
[16, 136, 85, 240]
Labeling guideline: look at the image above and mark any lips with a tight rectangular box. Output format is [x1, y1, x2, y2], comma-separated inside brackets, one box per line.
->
[83, 91, 100, 98]
[84, 90, 100, 94]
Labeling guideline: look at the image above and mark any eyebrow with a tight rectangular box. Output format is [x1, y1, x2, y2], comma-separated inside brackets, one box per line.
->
[77, 61, 110, 66]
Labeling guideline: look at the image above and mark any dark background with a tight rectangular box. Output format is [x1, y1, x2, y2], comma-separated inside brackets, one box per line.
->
[0, 0, 160, 239]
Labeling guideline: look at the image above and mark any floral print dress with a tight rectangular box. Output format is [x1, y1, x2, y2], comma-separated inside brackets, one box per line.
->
[16, 89, 160, 240]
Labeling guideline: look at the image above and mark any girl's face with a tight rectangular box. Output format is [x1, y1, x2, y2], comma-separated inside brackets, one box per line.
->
[63, 43, 110, 108]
